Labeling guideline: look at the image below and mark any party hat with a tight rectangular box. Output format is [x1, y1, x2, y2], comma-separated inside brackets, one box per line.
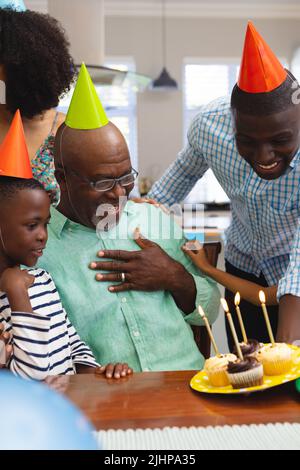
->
[65, 63, 109, 130]
[0, 110, 32, 179]
[238, 21, 287, 93]
[0, 0, 26, 11]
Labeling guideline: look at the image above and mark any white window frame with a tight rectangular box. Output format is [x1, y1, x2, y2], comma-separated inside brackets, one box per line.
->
[102, 56, 138, 171]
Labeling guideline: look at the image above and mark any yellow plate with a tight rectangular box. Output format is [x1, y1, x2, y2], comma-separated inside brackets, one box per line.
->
[190, 344, 300, 394]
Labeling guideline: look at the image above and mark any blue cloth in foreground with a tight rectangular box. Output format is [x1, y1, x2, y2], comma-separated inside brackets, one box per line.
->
[0, 372, 98, 450]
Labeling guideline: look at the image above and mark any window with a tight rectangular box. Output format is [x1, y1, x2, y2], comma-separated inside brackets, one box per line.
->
[59, 58, 138, 171]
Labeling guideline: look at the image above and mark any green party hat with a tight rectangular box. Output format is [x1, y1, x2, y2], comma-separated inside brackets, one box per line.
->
[65, 63, 109, 130]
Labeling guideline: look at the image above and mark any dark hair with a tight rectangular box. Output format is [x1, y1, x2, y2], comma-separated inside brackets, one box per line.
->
[231, 70, 300, 115]
[0, 8, 75, 118]
[0, 175, 46, 203]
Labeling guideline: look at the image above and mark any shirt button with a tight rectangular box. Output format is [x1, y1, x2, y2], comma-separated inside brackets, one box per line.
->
[121, 297, 127, 303]
[133, 331, 140, 337]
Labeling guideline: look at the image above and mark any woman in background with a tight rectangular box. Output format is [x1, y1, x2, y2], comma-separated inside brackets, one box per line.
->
[0, 6, 75, 203]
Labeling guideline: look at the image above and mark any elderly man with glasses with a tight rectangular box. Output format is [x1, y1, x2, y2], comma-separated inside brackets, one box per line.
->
[37, 66, 220, 372]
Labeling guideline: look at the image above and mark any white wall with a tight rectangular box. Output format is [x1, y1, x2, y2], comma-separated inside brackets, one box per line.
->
[26, 2, 300, 180]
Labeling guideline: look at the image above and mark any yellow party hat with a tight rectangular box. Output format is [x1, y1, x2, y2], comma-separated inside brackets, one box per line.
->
[65, 63, 109, 130]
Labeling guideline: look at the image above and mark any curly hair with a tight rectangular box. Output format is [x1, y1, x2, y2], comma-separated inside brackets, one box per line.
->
[0, 176, 47, 203]
[0, 8, 75, 118]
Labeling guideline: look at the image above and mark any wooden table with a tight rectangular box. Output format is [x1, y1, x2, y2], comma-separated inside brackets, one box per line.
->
[58, 371, 300, 430]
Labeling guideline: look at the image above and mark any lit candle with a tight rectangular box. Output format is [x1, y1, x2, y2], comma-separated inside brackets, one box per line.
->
[234, 292, 248, 344]
[259, 290, 275, 346]
[220, 298, 243, 360]
[198, 305, 220, 356]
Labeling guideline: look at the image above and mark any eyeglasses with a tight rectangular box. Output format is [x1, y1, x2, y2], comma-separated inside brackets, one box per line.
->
[67, 168, 138, 192]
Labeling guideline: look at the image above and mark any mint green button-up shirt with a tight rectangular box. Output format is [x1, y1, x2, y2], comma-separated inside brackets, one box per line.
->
[38, 202, 220, 371]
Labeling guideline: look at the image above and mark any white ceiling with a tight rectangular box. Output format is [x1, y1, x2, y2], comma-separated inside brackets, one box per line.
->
[26, 0, 300, 18]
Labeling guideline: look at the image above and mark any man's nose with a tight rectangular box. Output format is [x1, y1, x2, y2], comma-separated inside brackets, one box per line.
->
[254, 143, 275, 163]
[37, 227, 47, 242]
[108, 181, 126, 198]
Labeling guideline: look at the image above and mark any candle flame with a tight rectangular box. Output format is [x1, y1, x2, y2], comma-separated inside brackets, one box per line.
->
[220, 298, 229, 313]
[259, 290, 266, 304]
[234, 292, 240, 306]
[198, 305, 205, 318]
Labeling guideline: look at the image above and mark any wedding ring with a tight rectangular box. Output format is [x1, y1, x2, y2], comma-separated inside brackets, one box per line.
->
[121, 272, 126, 282]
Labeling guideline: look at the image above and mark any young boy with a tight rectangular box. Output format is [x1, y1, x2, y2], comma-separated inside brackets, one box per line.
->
[0, 175, 133, 380]
[0, 111, 132, 380]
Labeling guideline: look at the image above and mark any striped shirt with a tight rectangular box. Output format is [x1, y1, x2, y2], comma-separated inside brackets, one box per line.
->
[149, 96, 300, 297]
[0, 269, 98, 380]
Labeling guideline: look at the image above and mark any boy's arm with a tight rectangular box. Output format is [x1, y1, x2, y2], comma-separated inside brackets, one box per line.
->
[183, 245, 278, 306]
[0, 267, 52, 379]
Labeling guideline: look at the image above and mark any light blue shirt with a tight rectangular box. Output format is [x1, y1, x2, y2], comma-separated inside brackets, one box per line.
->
[149, 97, 300, 297]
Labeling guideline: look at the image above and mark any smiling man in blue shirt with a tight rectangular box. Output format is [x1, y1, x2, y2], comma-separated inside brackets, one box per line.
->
[149, 23, 300, 347]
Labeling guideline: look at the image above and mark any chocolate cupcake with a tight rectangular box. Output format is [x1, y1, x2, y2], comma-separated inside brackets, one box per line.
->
[227, 356, 264, 389]
[233, 339, 262, 358]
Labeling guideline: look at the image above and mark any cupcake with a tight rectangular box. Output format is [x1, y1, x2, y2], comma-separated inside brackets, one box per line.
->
[233, 339, 262, 358]
[257, 343, 293, 375]
[227, 356, 264, 389]
[204, 354, 237, 387]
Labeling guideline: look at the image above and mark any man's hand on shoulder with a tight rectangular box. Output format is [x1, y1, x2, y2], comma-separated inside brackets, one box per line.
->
[130, 196, 158, 205]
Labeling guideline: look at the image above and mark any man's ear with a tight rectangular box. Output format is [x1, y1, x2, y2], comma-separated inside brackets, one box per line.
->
[54, 168, 67, 193]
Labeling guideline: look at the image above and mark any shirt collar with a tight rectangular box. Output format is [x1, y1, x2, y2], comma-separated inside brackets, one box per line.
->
[49, 206, 69, 239]
[288, 147, 300, 170]
[50, 201, 137, 239]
